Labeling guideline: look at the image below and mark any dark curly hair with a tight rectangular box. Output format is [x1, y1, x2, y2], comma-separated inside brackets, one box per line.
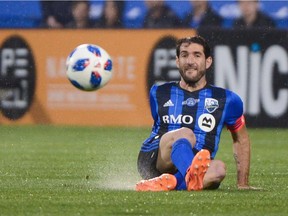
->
[176, 35, 211, 59]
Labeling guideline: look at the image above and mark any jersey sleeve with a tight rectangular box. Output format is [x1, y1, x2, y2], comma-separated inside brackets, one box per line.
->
[225, 91, 245, 132]
[149, 84, 158, 122]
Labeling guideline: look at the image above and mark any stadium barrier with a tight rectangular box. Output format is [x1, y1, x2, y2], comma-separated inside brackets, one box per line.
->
[0, 29, 196, 126]
[0, 29, 287, 127]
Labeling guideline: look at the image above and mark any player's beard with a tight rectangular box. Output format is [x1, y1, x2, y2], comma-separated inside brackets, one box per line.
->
[179, 66, 206, 87]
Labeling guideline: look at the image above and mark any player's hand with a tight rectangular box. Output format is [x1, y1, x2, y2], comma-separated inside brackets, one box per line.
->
[237, 185, 262, 190]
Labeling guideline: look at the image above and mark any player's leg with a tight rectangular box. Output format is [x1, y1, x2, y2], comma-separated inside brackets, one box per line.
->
[136, 127, 213, 191]
[136, 147, 178, 191]
[156, 127, 196, 173]
[156, 127, 198, 190]
[203, 160, 226, 190]
[136, 135, 178, 191]
[136, 127, 196, 191]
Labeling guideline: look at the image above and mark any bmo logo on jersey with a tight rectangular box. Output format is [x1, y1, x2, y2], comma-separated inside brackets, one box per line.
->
[198, 114, 216, 132]
[162, 114, 216, 132]
[162, 115, 194, 124]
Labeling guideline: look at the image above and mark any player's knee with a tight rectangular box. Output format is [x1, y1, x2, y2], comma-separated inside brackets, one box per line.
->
[160, 127, 196, 149]
[173, 127, 196, 145]
[180, 127, 195, 137]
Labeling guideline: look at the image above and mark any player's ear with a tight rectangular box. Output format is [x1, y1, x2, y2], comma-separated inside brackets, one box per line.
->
[206, 56, 212, 69]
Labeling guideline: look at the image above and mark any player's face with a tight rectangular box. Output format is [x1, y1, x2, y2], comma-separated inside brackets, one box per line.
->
[176, 42, 212, 86]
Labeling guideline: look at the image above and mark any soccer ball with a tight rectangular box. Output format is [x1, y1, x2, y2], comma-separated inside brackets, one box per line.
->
[66, 44, 113, 91]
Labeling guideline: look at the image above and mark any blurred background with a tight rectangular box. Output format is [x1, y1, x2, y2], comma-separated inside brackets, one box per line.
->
[0, 0, 287, 29]
[0, 0, 287, 128]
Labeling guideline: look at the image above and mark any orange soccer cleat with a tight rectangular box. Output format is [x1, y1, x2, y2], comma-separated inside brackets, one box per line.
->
[136, 173, 177, 192]
[185, 149, 211, 191]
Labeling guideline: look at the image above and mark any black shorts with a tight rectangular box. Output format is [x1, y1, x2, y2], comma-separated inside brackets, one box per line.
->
[137, 149, 161, 180]
[137, 135, 162, 180]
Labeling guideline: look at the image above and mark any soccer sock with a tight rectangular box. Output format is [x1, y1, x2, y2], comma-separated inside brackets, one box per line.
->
[171, 138, 195, 189]
[174, 171, 186, 190]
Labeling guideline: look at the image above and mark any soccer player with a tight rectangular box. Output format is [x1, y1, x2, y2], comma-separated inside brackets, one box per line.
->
[136, 36, 254, 191]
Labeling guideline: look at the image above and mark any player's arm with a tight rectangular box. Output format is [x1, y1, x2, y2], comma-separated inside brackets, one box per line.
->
[225, 91, 259, 190]
[230, 122, 251, 189]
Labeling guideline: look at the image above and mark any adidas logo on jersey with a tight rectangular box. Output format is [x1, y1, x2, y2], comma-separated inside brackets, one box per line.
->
[163, 99, 174, 107]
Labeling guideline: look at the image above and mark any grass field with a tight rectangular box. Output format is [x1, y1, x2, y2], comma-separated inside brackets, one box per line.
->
[0, 125, 287, 216]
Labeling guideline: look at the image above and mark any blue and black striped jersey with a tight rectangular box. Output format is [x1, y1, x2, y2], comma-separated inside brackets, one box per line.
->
[143, 82, 244, 158]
